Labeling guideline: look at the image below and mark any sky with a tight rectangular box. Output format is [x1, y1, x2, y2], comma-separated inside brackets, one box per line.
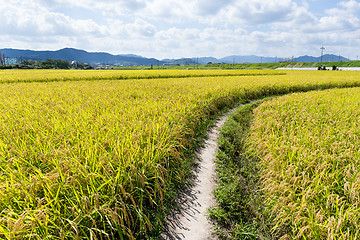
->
[0, 0, 359, 60]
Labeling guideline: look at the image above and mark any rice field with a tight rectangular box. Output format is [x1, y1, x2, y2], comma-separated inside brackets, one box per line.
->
[0, 69, 284, 84]
[249, 87, 360, 239]
[0, 69, 360, 239]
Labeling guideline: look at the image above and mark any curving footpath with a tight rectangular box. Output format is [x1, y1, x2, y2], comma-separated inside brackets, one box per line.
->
[161, 109, 237, 240]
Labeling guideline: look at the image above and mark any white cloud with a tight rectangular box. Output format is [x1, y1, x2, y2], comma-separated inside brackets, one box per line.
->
[339, 0, 360, 12]
[0, 1, 106, 36]
[194, 0, 233, 16]
[0, 0, 359, 59]
[299, 0, 360, 33]
[140, 0, 194, 22]
[318, 15, 360, 31]
[228, 0, 297, 25]
[189, 0, 314, 27]
[123, 19, 157, 37]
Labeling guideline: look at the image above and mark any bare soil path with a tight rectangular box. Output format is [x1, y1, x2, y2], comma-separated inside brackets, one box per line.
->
[161, 111, 234, 240]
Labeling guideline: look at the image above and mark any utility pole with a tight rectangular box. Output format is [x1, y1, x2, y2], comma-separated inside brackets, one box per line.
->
[320, 46, 325, 68]
[338, 55, 340, 70]
[233, 57, 235, 69]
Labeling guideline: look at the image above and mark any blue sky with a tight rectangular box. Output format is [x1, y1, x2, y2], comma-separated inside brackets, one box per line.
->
[0, 0, 359, 60]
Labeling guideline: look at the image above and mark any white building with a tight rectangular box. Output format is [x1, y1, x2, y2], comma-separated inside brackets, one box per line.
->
[5, 58, 18, 65]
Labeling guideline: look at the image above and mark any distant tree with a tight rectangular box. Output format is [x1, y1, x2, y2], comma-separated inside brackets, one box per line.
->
[0, 65, 12, 69]
[40, 59, 56, 69]
[18, 58, 92, 70]
[77, 62, 93, 69]
[55, 60, 70, 69]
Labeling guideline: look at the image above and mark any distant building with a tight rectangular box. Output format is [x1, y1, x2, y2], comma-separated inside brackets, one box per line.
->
[4, 57, 18, 65]
[0, 54, 18, 65]
[0, 53, 4, 65]
[70, 60, 78, 68]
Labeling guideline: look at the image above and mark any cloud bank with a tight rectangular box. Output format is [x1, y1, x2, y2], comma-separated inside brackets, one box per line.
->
[0, 0, 359, 59]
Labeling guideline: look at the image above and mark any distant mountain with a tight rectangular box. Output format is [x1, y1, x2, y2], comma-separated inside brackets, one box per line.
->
[163, 57, 220, 65]
[162, 58, 197, 65]
[0, 48, 351, 65]
[166, 56, 280, 65]
[217, 54, 350, 63]
[294, 55, 319, 62]
[0, 48, 161, 66]
[219, 55, 277, 63]
[192, 57, 221, 65]
[296, 54, 349, 62]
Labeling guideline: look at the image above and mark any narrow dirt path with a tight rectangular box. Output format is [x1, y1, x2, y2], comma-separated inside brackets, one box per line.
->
[161, 111, 235, 240]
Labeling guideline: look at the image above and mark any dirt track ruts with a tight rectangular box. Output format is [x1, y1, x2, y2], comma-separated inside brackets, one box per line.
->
[161, 110, 236, 240]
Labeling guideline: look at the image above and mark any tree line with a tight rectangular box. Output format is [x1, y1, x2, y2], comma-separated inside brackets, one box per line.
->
[0, 59, 93, 69]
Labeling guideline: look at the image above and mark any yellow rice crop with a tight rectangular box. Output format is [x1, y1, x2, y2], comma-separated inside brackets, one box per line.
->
[0, 70, 360, 239]
[249, 87, 360, 239]
[0, 69, 283, 84]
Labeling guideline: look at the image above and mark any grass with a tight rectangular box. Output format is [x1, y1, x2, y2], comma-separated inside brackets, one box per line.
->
[0, 70, 360, 238]
[209, 101, 267, 239]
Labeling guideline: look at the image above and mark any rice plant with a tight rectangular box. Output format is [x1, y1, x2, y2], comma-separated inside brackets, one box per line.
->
[249, 87, 360, 239]
[0, 70, 360, 238]
[0, 69, 283, 84]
